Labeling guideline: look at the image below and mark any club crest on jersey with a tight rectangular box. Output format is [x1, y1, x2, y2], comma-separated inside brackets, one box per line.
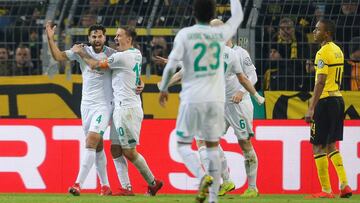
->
[108, 56, 114, 64]
[317, 59, 325, 69]
[244, 57, 253, 66]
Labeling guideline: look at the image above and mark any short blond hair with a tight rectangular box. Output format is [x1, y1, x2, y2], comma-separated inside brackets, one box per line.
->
[210, 19, 224, 27]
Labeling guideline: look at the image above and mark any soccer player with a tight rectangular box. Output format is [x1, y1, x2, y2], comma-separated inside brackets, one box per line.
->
[72, 26, 163, 196]
[212, 19, 261, 198]
[158, 0, 244, 202]
[46, 22, 113, 196]
[157, 19, 263, 197]
[305, 19, 352, 199]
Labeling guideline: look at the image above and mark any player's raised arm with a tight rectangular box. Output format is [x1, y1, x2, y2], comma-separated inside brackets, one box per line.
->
[223, 0, 244, 41]
[45, 21, 68, 61]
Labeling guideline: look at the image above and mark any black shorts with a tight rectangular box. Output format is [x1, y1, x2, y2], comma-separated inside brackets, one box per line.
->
[310, 96, 344, 145]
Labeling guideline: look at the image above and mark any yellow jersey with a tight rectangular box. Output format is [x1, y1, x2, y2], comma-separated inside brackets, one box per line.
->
[314, 42, 344, 99]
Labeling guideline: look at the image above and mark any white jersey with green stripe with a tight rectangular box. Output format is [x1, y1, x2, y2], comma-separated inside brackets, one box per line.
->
[233, 45, 257, 101]
[159, 0, 243, 104]
[107, 48, 142, 108]
[65, 45, 115, 108]
[224, 46, 243, 103]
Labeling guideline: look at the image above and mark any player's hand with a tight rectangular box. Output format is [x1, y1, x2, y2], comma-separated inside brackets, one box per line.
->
[159, 91, 168, 107]
[71, 44, 85, 54]
[253, 92, 265, 105]
[45, 21, 56, 39]
[136, 80, 145, 94]
[154, 56, 168, 66]
[231, 91, 244, 104]
[305, 109, 314, 123]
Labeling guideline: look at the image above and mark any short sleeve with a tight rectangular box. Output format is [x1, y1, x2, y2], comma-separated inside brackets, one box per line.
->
[316, 52, 329, 75]
[107, 52, 126, 69]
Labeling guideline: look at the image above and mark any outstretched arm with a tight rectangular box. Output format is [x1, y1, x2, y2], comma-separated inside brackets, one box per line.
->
[45, 21, 68, 61]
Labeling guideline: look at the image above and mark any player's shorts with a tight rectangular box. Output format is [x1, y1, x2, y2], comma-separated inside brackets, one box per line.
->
[310, 96, 344, 145]
[81, 106, 112, 136]
[224, 98, 254, 140]
[175, 102, 224, 143]
[111, 106, 143, 149]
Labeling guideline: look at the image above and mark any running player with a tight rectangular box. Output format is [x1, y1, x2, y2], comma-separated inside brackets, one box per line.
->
[158, 0, 244, 202]
[156, 19, 263, 198]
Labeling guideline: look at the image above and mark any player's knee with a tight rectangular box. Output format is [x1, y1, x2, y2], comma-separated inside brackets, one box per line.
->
[110, 144, 123, 158]
[86, 132, 101, 149]
[123, 148, 138, 162]
[326, 142, 337, 154]
[238, 139, 253, 152]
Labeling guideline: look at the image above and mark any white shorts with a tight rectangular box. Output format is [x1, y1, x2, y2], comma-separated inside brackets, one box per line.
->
[111, 106, 143, 149]
[224, 99, 254, 140]
[176, 102, 224, 143]
[81, 106, 111, 136]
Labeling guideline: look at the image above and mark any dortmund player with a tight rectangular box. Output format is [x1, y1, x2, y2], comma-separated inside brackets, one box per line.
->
[305, 19, 352, 199]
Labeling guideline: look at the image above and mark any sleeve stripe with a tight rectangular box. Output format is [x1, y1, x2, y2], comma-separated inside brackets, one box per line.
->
[314, 63, 343, 67]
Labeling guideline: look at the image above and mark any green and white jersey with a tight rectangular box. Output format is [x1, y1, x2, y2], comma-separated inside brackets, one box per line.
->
[224, 46, 243, 103]
[159, 0, 243, 104]
[233, 45, 257, 101]
[107, 48, 142, 108]
[65, 46, 115, 108]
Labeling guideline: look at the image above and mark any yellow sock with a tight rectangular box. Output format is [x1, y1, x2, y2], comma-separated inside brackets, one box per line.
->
[329, 150, 348, 189]
[314, 153, 331, 193]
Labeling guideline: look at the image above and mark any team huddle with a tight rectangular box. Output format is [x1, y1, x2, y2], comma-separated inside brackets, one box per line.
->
[46, 0, 352, 202]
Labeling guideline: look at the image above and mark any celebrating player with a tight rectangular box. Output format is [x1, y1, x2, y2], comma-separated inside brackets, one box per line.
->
[46, 22, 113, 196]
[158, 0, 244, 202]
[72, 26, 163, 196]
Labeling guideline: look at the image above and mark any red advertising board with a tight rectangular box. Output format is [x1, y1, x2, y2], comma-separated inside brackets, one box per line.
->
[0, 119, 359, 194]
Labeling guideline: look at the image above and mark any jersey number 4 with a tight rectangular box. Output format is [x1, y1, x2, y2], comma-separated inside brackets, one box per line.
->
[193, 42, 221, 72]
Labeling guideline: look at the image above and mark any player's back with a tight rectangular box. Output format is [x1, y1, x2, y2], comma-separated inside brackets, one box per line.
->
[108, 48, 142, 108]
[224, 46, 242, 103]
[175, 24, 228, 104]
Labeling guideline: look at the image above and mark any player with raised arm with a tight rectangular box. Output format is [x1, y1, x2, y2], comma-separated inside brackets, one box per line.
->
[72, 26, 163, 196]
[156, 19, 264, 198]
[46, 22, 113, 196]
[158, 0, 244, 202]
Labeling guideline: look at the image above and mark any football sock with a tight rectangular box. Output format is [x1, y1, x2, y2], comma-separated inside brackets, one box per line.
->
[244, 148, 258, 189]
[76, 148, 96, 187]
[207, 147, 221, 203]
[177, 143, 205, 179]
[329, 150, 348, 189]
[113, 156, 131, 189]
[314, 153, 331, 193]
[198, 145, 209, 172]
[132, 154, 155, 186]
[95, 150, 110, 186]
[218, 145, 231, 182]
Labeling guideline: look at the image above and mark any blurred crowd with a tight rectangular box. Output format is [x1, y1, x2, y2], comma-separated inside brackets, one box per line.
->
[0, 0, 359, 91]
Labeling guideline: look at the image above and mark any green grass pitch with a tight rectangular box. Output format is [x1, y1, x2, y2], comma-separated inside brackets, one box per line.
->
[0, 194, 359, 203]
